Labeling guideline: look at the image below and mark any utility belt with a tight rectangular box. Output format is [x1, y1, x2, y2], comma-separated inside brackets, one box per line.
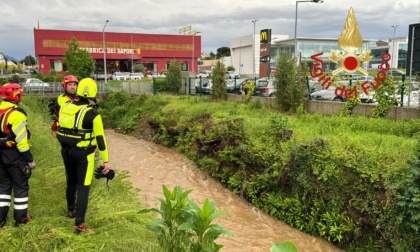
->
[61, 144, 96, 151]
[57, 127, 94, 150]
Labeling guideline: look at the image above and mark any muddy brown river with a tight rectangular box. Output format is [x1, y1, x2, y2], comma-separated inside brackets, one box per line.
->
[106, 130, 344, 252]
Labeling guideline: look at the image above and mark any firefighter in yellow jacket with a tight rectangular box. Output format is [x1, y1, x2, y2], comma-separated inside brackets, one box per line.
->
[57, 78, 110, 234]
[0, 83, 36, 228]
[50, 75, 78, 136]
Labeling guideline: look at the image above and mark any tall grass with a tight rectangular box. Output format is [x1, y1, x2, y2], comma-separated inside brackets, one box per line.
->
[0, 96, 161, 251]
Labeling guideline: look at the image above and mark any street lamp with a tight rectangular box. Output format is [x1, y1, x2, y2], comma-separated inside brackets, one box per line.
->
[391, 25, 399, 72]
[239, 41, 242, 75]
[103, 20, 109, 85]
[294, 0, 323, 62]
[252, 20, 258, 77]
[192, 31, 201, 74]
[131, 32, 134, 73]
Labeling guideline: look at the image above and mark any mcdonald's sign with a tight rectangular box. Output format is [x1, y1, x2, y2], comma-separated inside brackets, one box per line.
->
[260, 29, 271, 44]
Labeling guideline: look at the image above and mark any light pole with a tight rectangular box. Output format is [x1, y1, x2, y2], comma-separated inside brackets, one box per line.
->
[192, 31, 201, 74]
[252, 20, 258, 77]
[131, 32, 134, 73]
[239, 41, 242, 75]
[103, 20, 109, 85]
[294, 0, 323, 62]
[391, 25, 399, 72]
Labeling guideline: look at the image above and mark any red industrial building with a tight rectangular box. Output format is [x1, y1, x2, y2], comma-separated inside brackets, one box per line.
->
[33, 28, 201, 75]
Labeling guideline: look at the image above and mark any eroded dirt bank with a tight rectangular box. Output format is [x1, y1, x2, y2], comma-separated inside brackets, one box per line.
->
[106, 129, 343, 252]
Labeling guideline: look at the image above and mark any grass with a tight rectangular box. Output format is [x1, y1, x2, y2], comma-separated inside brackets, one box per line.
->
[0, 96, 162, 251]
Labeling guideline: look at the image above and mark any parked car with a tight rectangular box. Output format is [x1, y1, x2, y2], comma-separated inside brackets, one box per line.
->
[112, 72, 126, 80]
[310, 86, 347, 102]
[123, 72, 131, 80]
[226, 78, 251, 94]
[130, 72, 144, 80]
[337, 73, 362, 81]
[196, 70, 212, 78]
[23, 78, 49, 90]
[195, 78, 212, 94]
[359, 75, 374, 82]
[254, 78, 276, 97]
[225, 71, 240, 79]
[387, 70, 406, 76]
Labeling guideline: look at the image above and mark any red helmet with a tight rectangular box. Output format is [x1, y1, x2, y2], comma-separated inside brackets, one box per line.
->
[62, 75, 79, 90]
[0, 83, 23, 104]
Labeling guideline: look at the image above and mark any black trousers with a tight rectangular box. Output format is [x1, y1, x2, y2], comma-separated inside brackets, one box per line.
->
[0, 148, 30, 221]
[61, 147, 95, 226]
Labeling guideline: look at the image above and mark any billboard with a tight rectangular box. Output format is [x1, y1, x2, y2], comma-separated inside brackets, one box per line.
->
[259, 29, 271, 78]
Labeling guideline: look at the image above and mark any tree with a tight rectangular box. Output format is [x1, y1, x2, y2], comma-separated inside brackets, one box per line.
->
[19, 55, 36, 66]
[63, 37, 94, 79]
[216, 47, 231, 59]
[133, 64, 145, 73]
[274, 52, 305, 112]
[227, 65, 235, 71]
[211, 61, 227, 100]
[167, 59, 182, 93]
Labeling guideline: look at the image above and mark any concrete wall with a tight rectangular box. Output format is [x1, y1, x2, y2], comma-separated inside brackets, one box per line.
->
[227, 94, 420, 120]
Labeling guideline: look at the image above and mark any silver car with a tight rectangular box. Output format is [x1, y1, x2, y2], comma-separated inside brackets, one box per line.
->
[310, 86, 346, 102]
[23, 78, 50, 91]
[254, 78, 276, 97]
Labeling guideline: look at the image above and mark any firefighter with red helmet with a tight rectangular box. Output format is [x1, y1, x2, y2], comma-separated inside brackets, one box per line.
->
[0, 83, 36, 228]
[50, 75, 78, 136]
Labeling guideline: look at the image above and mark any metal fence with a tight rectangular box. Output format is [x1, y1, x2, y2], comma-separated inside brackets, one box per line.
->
[23, 81, 111, 96]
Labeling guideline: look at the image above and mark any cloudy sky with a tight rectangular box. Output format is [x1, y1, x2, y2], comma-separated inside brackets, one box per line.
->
[1, 0, 419, 61]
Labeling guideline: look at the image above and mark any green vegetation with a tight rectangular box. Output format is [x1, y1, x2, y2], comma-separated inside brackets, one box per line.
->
[211, 61, 227, 101]
[63, 37, 95, 79]
[274, 52, 305, 112]
[0, 96, 161, 251]
[98, 93, 420, 251]
[134, 63, 145, 73]
[139, 185, 235, 252]
[166, 59, 182, 93]
[270, 241, 298, 252]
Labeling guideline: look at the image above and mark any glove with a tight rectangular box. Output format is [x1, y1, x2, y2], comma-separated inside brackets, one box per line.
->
[27, 161, 36, 169]
[51, 121, 58, 131]
[94, 166, 115, 180]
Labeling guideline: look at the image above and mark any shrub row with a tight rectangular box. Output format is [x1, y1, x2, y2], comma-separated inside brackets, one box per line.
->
[99, 93, 420, 251]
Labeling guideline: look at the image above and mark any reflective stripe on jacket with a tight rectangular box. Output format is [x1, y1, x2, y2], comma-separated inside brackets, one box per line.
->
[57, 101, 109, 162]
[0, 101, 31, 153]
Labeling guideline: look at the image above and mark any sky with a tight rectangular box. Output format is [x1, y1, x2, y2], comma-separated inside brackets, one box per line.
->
[1, 0, 419, 61]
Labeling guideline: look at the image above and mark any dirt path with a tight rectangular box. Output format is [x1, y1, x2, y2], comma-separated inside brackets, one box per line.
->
[106, 130, 344, 252]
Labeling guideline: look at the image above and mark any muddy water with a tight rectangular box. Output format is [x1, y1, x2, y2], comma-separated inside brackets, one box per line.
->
[106, 130, 344, 252]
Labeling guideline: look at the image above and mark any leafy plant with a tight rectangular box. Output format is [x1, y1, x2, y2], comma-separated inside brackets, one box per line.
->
[371, 77, 398, 118]
[270, 241, 298, 252]
[243, 80, 255, 103]
[340, 97, 360, 117]
[139, 185, 235, 252]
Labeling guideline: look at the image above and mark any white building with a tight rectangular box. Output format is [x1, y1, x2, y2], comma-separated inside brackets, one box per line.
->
[229, 34, 289, 77]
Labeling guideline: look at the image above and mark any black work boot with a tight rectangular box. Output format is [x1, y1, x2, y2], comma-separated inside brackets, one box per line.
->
[15, 216, 31, 227]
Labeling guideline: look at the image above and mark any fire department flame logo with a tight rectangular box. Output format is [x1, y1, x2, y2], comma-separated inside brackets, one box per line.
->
[329, 7, 372, 76]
